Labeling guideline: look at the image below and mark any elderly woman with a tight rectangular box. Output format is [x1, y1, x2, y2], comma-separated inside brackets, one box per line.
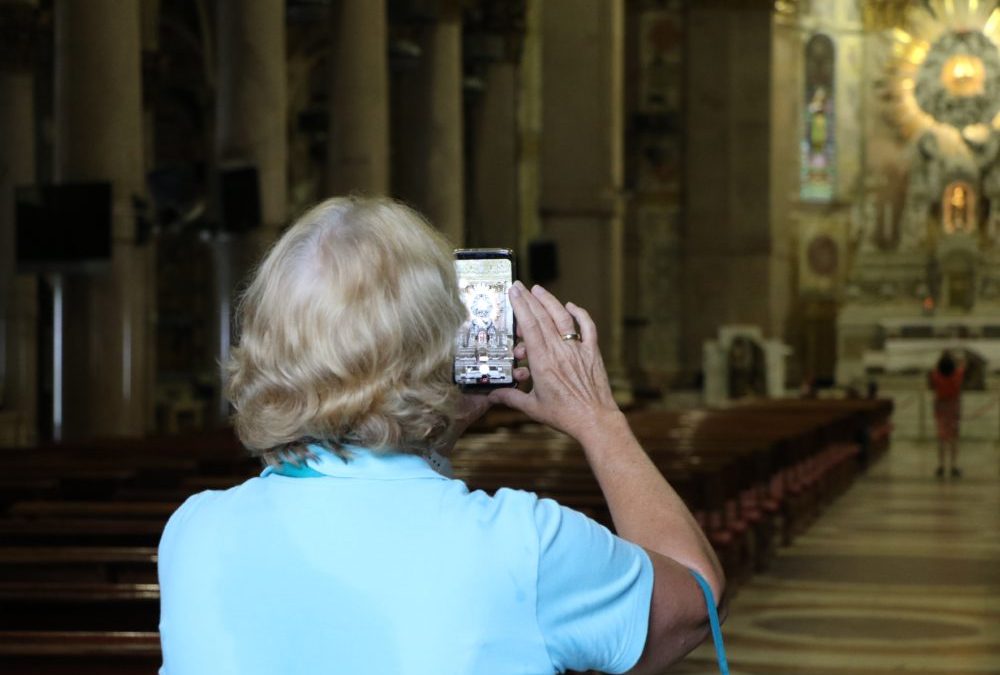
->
[158, 196, 724, 674]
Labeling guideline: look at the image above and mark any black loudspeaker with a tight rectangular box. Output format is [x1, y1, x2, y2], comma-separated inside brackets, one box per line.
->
[16, 182, 113, 273]
[219, 165, 261, 233]
[528, 239, 559, 285]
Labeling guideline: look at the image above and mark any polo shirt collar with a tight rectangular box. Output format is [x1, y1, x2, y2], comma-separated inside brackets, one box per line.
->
[260, 443, 447, 481]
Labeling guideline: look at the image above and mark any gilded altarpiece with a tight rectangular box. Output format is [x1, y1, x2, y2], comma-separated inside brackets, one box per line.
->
[837, 0, 1000, 399]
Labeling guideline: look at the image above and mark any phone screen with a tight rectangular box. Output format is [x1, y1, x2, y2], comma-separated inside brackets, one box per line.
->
[453, 250, 515, 388]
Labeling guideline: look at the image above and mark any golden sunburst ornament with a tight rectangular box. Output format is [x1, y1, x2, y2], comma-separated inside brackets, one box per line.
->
[884, 0, 1000, 140]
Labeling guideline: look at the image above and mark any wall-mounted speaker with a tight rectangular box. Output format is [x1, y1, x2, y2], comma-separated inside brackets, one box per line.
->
[16, 182, 112, 273]
[528, 239, 558, 285]
[219, 165, 261, 233]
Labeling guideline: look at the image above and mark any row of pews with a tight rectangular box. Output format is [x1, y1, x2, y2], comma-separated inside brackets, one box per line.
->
[0, 397, 892, 674]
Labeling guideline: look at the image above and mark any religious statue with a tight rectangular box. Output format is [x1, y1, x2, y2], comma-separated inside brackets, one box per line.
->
[943, 181, 975, 234]
[851, 194, 879, 253]
[727, 337, 765, 399]
[807, 86, 829, 171]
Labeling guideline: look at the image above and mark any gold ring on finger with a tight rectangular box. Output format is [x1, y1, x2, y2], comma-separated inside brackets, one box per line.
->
[560, 332, 582, 342]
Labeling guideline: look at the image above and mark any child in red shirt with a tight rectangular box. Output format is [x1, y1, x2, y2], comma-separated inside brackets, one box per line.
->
[929, 351, 964, 478]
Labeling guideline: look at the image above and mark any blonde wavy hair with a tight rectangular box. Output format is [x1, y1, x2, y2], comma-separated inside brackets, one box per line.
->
[224, 196, 467, 465]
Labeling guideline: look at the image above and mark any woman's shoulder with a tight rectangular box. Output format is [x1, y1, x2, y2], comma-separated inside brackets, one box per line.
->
[161, 489, 225, 537]
[449, 484, 541, 516]
[161, 478, 265, 537]
[464, 487, 608, 544]
[439, 484, 558, 541]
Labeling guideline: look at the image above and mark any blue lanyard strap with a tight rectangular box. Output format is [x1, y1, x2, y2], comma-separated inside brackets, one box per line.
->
[690, 569, 729, 675]
[272, 462, 325, 478]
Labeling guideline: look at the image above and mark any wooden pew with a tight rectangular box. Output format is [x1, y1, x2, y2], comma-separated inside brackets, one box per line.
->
[0, 547, 157, 583]
[0, 518, 165, 547]
[0, 397, 892, 675]
[0, 581, 159, 631]
[632, 404, 878, 573]
[453, 429, 744, 576]
[8, 501, 179, 520]
[0, 477, 59, 510]
[459, 400, 888, 580]
[0, 631, 160, 675]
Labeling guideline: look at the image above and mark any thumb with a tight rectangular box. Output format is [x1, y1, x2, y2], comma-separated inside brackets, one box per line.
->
[488, 387, 536, 415]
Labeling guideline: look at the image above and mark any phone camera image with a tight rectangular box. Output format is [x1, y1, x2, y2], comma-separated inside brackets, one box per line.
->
[454, 255, 514, 387]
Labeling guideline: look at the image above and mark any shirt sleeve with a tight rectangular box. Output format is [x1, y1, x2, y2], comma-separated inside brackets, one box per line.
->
[533, 497, 654, 674]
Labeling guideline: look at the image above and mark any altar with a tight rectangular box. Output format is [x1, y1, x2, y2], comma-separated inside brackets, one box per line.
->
[862, 316, 1000, 373]
[854, 317, 1000, 440]
[836, 1, 1000, 422]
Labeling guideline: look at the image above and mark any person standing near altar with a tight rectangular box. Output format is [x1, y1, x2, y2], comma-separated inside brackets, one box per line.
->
[929, 350, 965, 478]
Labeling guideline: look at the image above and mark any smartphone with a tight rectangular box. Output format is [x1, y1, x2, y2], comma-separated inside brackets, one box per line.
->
[453, 248, 517, 389]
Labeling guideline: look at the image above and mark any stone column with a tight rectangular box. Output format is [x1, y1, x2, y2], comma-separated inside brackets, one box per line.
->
[141, 0, 160, 165]
[468, 61, 519, 251]
[393, 9, 464, 245]
[213, 0, 286, 422]
[539, 0, 629, 401]
[517, 0, 543, 261]
[0, 0, 38, 444]
[216, 0, 287, 243]
[327, 0, 389, 196]
[682, 0, 781, 379]
[55, 0, 151, 438]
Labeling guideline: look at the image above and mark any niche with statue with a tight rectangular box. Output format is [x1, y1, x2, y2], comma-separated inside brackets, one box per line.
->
[703, 326, 790, 407]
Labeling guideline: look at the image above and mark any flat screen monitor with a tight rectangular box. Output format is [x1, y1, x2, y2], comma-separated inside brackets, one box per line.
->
[16, 182, 113, 274]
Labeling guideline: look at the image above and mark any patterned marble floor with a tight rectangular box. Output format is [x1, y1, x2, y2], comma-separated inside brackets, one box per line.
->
[673, 438, 1000, 674]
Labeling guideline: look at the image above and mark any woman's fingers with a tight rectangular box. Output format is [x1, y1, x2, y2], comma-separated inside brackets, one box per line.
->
[488, 385, 538, 416]
[508, 282, 547, 349]
[530, 285, 577, 337]
[498, 284, 614, 436]
[455, 392, 491, 420]
[513, 282, 561, 345]
[513, 342, 527, 361]
[565, 302, 598, 346]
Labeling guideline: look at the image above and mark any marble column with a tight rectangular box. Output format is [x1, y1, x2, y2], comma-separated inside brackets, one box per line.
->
[517, 0, 543, 261]
[141, 0, 161, 166]
[55, 0, 152, 438]
[213, 0, 286, 422]
[682, 0, 782, 379]
[393, 9, 464, 246]
[468, 62, 519, 251]
[215, 0, 287, 242]
[0, 0, 38, 444]
[539, 0, 629, 401]
[327, 0, 389, 196]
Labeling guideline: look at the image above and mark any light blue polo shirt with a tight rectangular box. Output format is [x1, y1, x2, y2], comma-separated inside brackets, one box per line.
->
[158, 445, 653, 674]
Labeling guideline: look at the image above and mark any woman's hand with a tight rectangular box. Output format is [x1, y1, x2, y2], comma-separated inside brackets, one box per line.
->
[488, 281, 621, 442]
[437, 393, 491, 454]
[442, 353, 532, 451]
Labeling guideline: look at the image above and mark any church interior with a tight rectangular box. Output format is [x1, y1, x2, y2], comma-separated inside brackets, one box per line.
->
[1, 0, 999, 672]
